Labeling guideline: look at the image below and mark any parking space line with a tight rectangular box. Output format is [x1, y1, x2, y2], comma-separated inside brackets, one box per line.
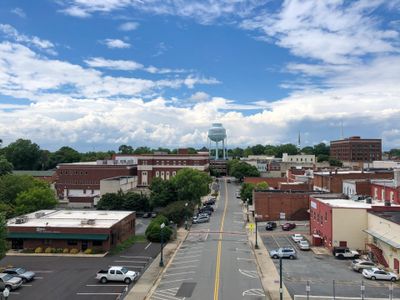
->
[35, 277, 44, 279]
[160, 278, 193, 284]
[164, 271, 195, 277]
[235, 248, 251, 253]
[32, 270, 53, 273]
[114, 260, 148, 263]
[86, 284, 128, 287]
[22, 284, 32, 287]
[173, 254, 201, 259]
[145, 242, 152, 250]
[168, 265, 198, 271]
[77, 292, 121, 296]
[237, 257, 255, 261]
[119, 255, 152, 259]
[109, 265, 144, 268]
[171, 259, 199, 265]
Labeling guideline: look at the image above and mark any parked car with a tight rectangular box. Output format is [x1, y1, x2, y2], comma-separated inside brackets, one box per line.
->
[236, 191, 241, 198]
[291, 234, 304, 243]
[265, 221, 277, 231]
[142, 212, 151, 218]
[0, 273, 23, 291]
[198, 207, 212, 215]
[227, 179, 231, 183]
[298, 240, 310, 250]
[202, 204, 214, 212]
[151, 212, 157, 218]
[332, 246, 360, 259]
[192, 214, 210, 224]
[351, 259, 376, 272]
[3, 268, 35, 282]
[362, 268, 399, 281]
[269, 247, 297, 259]
[96, 266, 139, 284]
[205, 199, 216, 205]
[282, 223, 296, 231]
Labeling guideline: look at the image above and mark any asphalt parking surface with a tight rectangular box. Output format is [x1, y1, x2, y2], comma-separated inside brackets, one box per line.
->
[0, 218, 159, 300]
[261, 227, 400, 299]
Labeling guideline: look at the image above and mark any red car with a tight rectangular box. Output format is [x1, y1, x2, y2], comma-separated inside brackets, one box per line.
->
[282, 223, 296, 231]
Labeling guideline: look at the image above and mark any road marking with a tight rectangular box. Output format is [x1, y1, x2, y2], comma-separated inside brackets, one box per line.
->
[35, 277, 44, 279]
[152, 287, 184, 300]
[233, 212, 242, 215]
[237, 257, 256, 261]
[174, 254, 201, 259]
[119, 255, 152, 259]
[205, 228, 210, 241]
[214, 178, 229, 300]
[109, 265, 144, 268]
[145, 242, 152, 250]
[22, 284, 32, 287]
[160, 277, 193, 284]
[233, 220, 243, 224]
[164, 271, 195, 277]
[168, 265, 198, 271]
[171, 259, 199, 265]
[32, 270, 53, 273]
[114, 260, 148, 263]
[77, 293, 121, 296]
[243, 289, 265, 297]
[86, 284, 128, 287]
[177, 249, 203, 255]
[293, 296, 388, 300]
[235, 248, 251, 253]
[238, 269, 259, 278]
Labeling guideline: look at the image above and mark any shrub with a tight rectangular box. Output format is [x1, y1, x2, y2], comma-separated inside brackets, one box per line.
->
[63, 248, 69, 254]
[70, 248, 79, 254]
[145, 215, 174, 242]
[21, 248, 34, 253]
[34, 247, 43, 253]
[84, 248, 92, 254]
[55, 248, 63, 253]
[44, 247, 52, 253]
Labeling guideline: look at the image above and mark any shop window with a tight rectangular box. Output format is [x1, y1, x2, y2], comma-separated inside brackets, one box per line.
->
[92, 240, 102, 246]
[67, 240, 78, 246]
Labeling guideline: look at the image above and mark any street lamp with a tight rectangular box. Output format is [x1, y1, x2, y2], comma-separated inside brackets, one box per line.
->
[184, 202, 189, 230]
[255, 214, 259, 249]
[279, 255, 283, 300]
[2, 288, 9, 300]
[159, 223, 165, 267]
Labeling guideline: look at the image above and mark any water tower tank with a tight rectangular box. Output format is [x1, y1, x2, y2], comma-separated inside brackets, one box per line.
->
[208, 123, 227, 142]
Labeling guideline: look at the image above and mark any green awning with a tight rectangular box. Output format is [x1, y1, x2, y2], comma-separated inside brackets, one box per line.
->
[7, 232, 109, 241]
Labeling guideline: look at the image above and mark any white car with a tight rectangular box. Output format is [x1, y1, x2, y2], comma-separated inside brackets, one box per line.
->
[291, 234, 303, 243]
[362, 268, 399, 281]
[96, 266, 139, 284]
[298, 240, 310, 250]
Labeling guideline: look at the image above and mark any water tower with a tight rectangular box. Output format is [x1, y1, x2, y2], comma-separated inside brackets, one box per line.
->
[208, 123, 227, 160]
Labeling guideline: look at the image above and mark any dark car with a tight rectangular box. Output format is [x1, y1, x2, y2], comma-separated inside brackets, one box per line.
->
[205, 198, 216, 205]
[265, 221, 277, 231]
[202, 204, 214, 212]
[198, 207, 212, 215]
[3, 268, 35, 282]
[281, 223, 296, 231]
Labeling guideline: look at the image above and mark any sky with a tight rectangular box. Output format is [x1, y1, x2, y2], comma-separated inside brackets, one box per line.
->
[0, 0, 399, 152]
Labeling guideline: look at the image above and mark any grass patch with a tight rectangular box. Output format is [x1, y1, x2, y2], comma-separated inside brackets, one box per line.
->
[109, 234, 147, 255]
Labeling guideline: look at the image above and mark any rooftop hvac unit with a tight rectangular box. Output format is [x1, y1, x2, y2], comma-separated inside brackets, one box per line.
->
[35, 212, 45, 218]
[15, 216, 27, 224]
[81, 219, 88, 225]
[87, 219, 96, 225]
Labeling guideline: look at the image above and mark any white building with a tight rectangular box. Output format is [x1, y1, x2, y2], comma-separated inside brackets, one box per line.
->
[282, 153, 315, 164]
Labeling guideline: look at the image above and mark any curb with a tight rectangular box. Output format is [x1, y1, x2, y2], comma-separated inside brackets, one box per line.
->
[6, 252, 107, 258]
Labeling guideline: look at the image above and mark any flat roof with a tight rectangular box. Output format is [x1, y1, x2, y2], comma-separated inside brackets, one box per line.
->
[371, 179, 397, 188]
[13, 170, 56, 177]
[313, 198, 400, 209]
[369, 211, 400, 226]
[314, 170, 372, 175]
[7, 210, 133, 229]
[102, 176, 136, 181]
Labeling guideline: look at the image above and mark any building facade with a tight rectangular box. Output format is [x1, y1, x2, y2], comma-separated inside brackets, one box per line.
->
[330, 136, 382, 162]
[7, 210, 135, 252]
[282, 153, 316, 164]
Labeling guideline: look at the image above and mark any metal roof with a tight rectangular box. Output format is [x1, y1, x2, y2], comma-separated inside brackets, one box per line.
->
[363, 229, 400, 249]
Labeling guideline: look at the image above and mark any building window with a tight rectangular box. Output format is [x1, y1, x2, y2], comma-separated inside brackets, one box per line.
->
[161, 171, 164, 179]
[156, 171, 160, 177]
[374, 188, 378, 199]
[67, 240, 78, 246]
[390, 191, 394, 201]
[92, 240, 102, 246]
[173, 161, 176, 165]
[172, 171, 177, 176]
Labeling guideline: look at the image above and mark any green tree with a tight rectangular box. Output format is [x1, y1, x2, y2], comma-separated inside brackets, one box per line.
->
[47, 146, 81, 169]
[80, 151, 114, 162]
[171, 169, 212, 205]
[0, 213, 6, 260]
[145, 215, 173, 242]
[150, 178, 177, 208]
[251, 144, 265, 155]
[229, 161, 260, 181]
[314, 143, 330, 156]
[329, 158, 343, 167]
[240, 183, 255, 204]
[118, 145, 134, 154]
[0, 175, 48, 205]
[255, 182, 269, 190]
[301, 146, 314, 155]
[134, 147, 152, 154]
[264, 145, 277, 156]
[3, 139, 42, 170]
[229, 147, 244, 158]
[317, 154, 330, 162]
[122, 192, 150, 212]
[96, 191, 125, 210]
[275, 144, 298, 158]
[0, 156, 13, 176]
[160, 201, 193, 225]
[14, 187, 57, 215]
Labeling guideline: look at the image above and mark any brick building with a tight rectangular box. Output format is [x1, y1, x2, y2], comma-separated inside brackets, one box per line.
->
[330, 136, 382, 162]
[342, 179, 371, 197]
[55, 162, 137, 207]
[7, 210, 135, 252]
[243, 177, 287, 189]
[313, 170, 393, 193]
[370, 171, 400, 204]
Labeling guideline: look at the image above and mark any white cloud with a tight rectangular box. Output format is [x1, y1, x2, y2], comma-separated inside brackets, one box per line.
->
[102, 39, 131, 49]
[119, 22, 139, 31]
[84, 57, 143, 70]
[11, 8, 26, 18]
[0, 24, 57, 55]
[190, 91, 210, 102]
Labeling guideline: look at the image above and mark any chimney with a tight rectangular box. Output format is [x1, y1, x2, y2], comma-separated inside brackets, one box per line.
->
[394, 169, 400, 188]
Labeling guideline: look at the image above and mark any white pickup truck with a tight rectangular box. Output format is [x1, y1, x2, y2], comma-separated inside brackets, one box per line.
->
[96, 266, 139, 284]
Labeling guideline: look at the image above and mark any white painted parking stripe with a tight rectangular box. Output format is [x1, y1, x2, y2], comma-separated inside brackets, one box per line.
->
[114, 260, 148, 263]
[234, 220, 243, 224]
[32, 270, 53, 273]
[171, 259, 199, 265]
[243, 289, 265, 296]
[10, 292, 20, 295]
[35, 277, 44, 279]
[86, 284, 128, 287]
[238, 269, 259, 278]
[237, 257, 255, 261]
[173, 254, 201, 259]
[164, 271, 195, 277]
[168, 265, 198, 271]
[77, 292, 121, 296]
[119, 255, 152, 259]
[145, 242, 152, 250]
[109, 265, 144, 268]
[236, 248, 251, 252]
[160, 277, 193, 285]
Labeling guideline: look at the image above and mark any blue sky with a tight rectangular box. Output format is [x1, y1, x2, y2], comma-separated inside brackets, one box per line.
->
[0, 1, 399, 151]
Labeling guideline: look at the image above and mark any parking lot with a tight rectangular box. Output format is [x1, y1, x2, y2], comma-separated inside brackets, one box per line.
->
[260, 224, 400, 299]
[0, 219, 159, 300]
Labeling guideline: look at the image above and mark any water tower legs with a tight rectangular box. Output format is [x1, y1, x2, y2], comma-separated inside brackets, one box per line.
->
[222, 139, 226, 160]
[216, 141, 219, 160]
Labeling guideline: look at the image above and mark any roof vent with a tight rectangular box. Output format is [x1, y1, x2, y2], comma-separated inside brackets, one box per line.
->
[87, 219, 96, 225]
[15, 216, 28, 224]
[35, 212, 45, 218]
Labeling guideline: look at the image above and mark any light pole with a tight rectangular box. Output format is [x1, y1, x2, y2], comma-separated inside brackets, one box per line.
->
[184, 202, 188, 230]
[246, 198, 250, 222]
[159, 223, 165, 267]
[279, 255, 283, 300]
[255, 214, 259, 249]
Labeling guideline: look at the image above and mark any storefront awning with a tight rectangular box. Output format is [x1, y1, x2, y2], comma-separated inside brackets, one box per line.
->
[7, 232, 109, 241]
[363, 229, 400, 249]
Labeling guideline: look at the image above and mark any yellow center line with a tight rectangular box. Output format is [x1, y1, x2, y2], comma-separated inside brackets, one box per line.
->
[213, 178, 229, 300]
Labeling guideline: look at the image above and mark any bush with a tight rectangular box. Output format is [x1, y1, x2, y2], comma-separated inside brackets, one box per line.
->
[55, 248, 63, 253]
[70, 248, 79, 254]
[34, 247, 43, 253]
[84, 248, 92, 254]
[21, 248, 34, 253]
[145, 215, 174, 242]
[44, 247, 52, 253]
[63, 248, 69, 254]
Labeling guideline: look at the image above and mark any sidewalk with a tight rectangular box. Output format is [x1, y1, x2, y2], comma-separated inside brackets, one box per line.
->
[245, 208, 292, 300]
[125, 228, 188, 300]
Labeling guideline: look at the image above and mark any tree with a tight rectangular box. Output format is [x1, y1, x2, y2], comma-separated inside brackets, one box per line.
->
[0, 175, 48, 205]
[229, 147, 244, 158]
[0, 156, 13, 176]
[134, 147, 152, 154]
[264, 145, 277, 156]
[160, 201, 193, 225]
[317, 154, 330, 162]
[329, 158, 343, 167]
[96, 191, 125, 210]
[145, 215, 173, 242]
[14, 187, 57, 215]
[255, 182, 269, 190]
[240, 183, 255, 204]
[150, 178, 177, 208]
[118, 145, 134, 154]
[251, 144, 265, 155]
[314, 143, 330, 156]
[301, 146, 314, 155]
[122, 192, 150, 212]
[47, 146, 81, 169]
[275, 144, 298, 158]
[171, 169, 212, 205]
[229, 160, 260, 181]
[0, 213, 6, 260]
[3, 139, 42, 170]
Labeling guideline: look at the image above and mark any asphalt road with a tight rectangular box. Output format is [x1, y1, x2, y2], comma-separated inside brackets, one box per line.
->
[0, 227, 159, 300]
[151, 178, 265, 300]
[261, 232, 400, 299]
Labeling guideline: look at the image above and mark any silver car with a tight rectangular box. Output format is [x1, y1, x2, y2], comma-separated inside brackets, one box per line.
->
[269, 247, 297, 259]
[4, 268, 35, 282]
[298, 240, 310, 251]
[351, 260, 376, 273]
[0, 273, 23, 290]
[362, 268, 399, 281]
[192, 214, 210, 224]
